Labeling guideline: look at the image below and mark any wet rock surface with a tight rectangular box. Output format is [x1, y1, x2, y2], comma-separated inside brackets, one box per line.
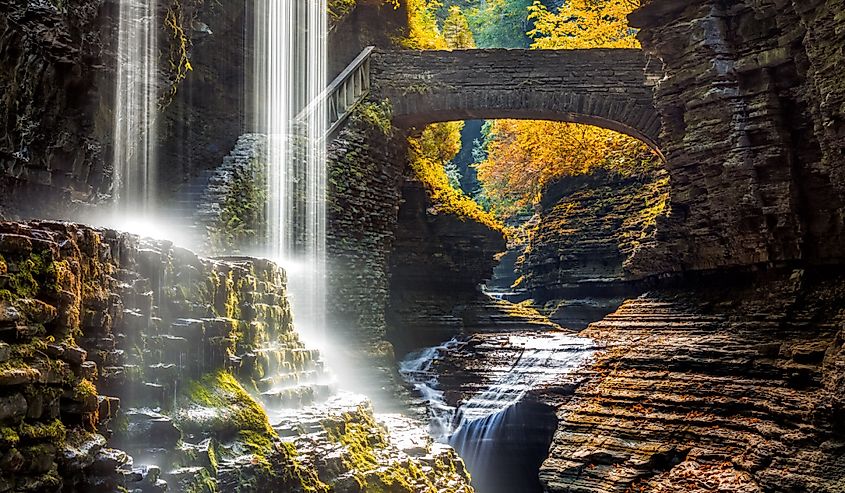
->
[400, 329, 596, 493]
[540, 267, 845, 492]
[0, 220, 473, 492]
[270, 392, 473, 493]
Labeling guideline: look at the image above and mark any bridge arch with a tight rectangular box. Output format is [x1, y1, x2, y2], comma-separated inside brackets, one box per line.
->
[371, 48, 663, 151]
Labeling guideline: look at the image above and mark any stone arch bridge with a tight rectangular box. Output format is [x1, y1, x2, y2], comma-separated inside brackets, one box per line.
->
[370, 48, 663, 149]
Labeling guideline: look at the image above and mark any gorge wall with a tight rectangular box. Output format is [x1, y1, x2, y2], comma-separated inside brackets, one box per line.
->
[0, 0, 110, 215]
[538, 267, 845, 492]
[385, 179, 506, 353]
[625, 0, 845, 276]
[521, 168, 669, 328]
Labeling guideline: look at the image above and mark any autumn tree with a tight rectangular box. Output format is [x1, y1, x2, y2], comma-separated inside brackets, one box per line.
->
[475, 120, 655, 217]
[404, 0, 448, 49]
[473, 0, 657, 220]
[527, 0, 641, 49]
[442, 6, 476, 49]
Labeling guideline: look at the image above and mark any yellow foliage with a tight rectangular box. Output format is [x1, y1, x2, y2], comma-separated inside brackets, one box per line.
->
[528, 0, 641, 49]
[442, 6, 476, 49]
[476, 120, 655, 216]
[403, 0, 448, 49]
[409, 123, 506, 234]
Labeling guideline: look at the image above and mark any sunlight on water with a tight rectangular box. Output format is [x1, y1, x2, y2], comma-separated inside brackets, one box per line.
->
[400, 332, 595, 482]
[254, 0, 328, 348]
[113, 0, 158, 219]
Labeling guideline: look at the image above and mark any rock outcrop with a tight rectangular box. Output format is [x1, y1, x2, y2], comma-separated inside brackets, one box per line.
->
[625, 0, 845, 276]
[521, 168, 668, 328]
[386, 179, 511, 353]
[539, 267, 845, 492]
[0, 221, 475, 492]
[0, 0, 110, 214]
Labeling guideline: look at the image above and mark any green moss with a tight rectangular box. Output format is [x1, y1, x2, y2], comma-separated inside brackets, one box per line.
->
[328, 0, 356, 23]
[178, 370, 276, 450]
[0, 427, 20, 447]
[18, 419, 66, 443]
[4, 251, 50, 299]
[209, 157, 267, 254]
[183, 467, 219, 493]
[353, 100, 394, 137]
[73, 378, 97, 401]
[322, 409, 431, 492]
[161, 2, 194, 108]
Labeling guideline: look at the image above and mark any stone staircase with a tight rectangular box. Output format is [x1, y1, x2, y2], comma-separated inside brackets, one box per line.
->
[169, 134, 266, 252]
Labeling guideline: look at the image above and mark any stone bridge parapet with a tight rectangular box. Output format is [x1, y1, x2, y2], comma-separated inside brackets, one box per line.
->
[371, 48, 663, 149]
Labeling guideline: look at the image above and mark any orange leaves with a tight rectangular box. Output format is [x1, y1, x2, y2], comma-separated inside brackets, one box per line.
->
[475, 120, 654, 216]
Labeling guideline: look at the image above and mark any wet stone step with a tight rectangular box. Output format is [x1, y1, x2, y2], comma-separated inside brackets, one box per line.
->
[119, 409, 181, 448]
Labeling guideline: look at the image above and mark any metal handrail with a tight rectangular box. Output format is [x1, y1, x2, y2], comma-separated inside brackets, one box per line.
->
[294, 45, 374, 138]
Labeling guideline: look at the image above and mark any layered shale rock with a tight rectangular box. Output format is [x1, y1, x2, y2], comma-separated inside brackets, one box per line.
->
[521, 168, 669, 328]
[0, 220, 326, 491]
[386, 179, 515, 353]
[539, 267, 845, 493]
[626, 0, 845, 275]
[0, 221, 475, 492]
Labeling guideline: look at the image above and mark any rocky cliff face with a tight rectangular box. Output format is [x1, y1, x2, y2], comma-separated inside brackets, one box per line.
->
[326, 111, 410, 345]
[386, 179, 508, 353]
[0, 0, 247, 216]
[626, 0, 845, 276]
[0, 0, 111, 215]
[538, 267, 845, 492]
[521, 168, 668, 328]
[0, 221, 475, 492]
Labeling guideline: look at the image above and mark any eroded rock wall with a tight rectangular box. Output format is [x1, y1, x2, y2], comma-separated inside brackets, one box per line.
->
[0, 220, 323, 491]
[385, 179, 507, 352]
[626, 0, 845, 276]
[540, 267, 845, 492]
[0, 0, 110, 215]
[522, 168, 668, 328]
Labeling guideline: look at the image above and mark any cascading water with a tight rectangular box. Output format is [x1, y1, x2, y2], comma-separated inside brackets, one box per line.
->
[113, 0, 159, 219]
[400, 332, 595, 492]
[253, 0, 328, 347]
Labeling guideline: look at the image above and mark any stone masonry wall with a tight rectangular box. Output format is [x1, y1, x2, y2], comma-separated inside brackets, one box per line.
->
[326, 111, 409, 344]
[372, 49, 662, 148]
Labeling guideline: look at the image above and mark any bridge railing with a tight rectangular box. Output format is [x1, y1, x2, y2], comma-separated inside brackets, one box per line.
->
[294, 45, 374, 138]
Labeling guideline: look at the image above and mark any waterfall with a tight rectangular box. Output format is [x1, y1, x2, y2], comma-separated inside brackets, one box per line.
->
[400, 333, 595, 489]
[254, 0, 328, 346]
[113, 0, 159, 217]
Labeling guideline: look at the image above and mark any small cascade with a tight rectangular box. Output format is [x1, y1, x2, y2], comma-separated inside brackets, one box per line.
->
[113, 0, 159, 218]
[400, 332, 595, 492]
